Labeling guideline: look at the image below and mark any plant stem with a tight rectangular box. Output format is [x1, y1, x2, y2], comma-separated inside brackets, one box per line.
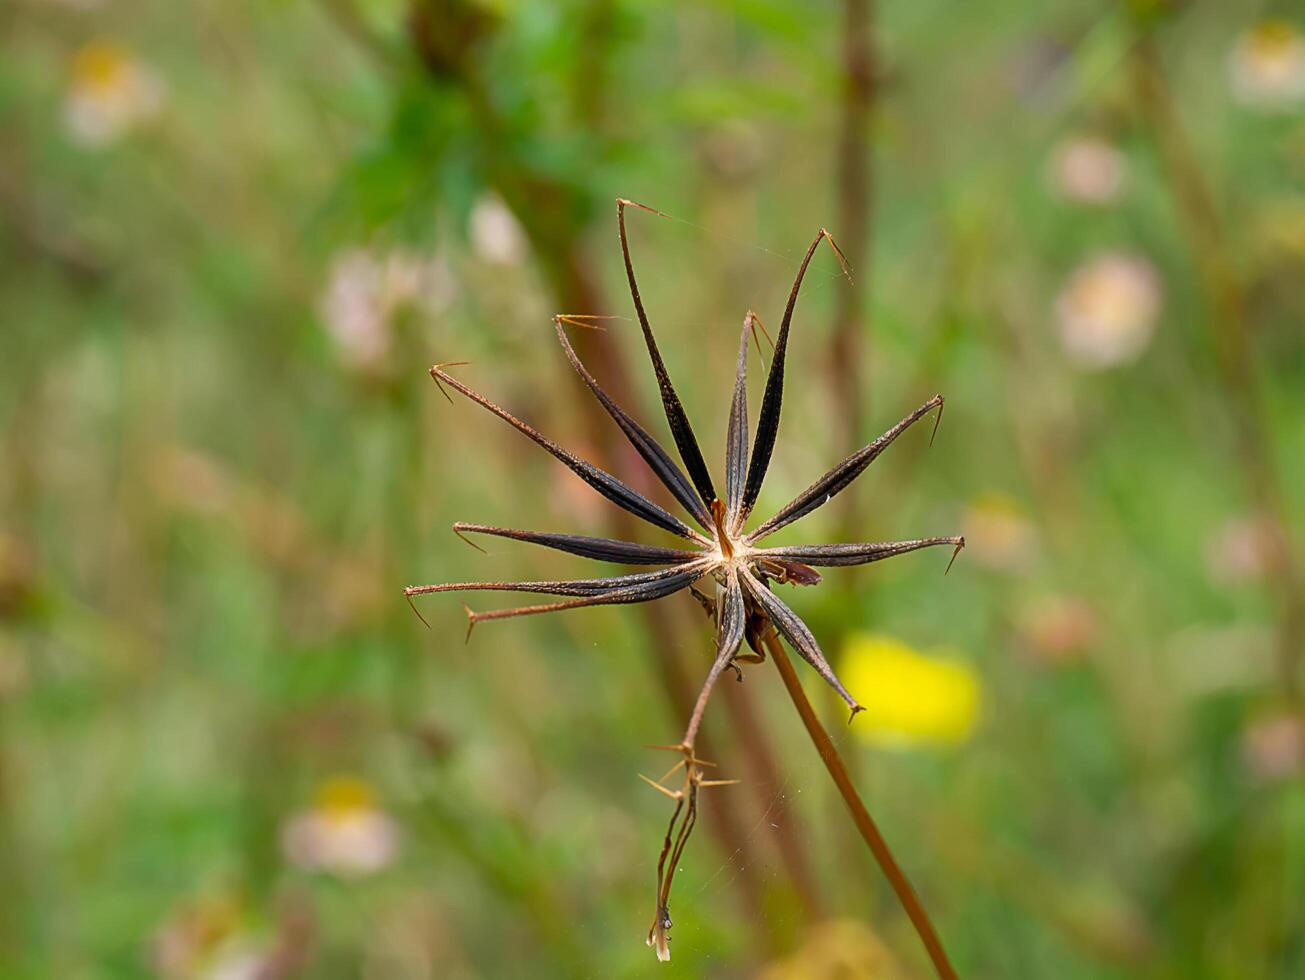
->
[1130, 32, 1304, 703]
[831, 0, 873, 490]
[764, 630, 959, 980]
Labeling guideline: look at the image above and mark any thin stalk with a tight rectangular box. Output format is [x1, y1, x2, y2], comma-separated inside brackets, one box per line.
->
[830, 0, 874, 493]
[638, 599, 775, 948]
[827, 4, 877, 895]
[1130, 32, 1304, 702]
[764, 630, 958, 980]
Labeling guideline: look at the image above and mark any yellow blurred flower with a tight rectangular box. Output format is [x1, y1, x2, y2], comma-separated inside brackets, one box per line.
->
[281, 776, 399, 877]
[1228, 21, 1305, 111]
[758, 919, 908, 980]
[63, 39, 164, 147]
[1055, 252, 1162, 369]
[961, 492, 1037, 573]
[1253, 197, 1305, 263]
[842, 633, 981, 747]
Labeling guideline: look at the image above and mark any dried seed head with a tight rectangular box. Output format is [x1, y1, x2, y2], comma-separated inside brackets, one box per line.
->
[406, 200, 961, 961]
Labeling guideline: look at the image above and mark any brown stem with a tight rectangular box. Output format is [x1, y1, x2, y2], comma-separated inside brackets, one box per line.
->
[1130, 33, 1304, 702]
[637, 600, 773, 944]
[764, 630, 959, 980]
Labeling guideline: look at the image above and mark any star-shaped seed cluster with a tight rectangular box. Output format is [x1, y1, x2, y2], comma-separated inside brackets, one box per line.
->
[406, 200, 963, 960]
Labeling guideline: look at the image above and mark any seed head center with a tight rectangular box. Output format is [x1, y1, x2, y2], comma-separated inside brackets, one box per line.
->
[708, 499, 751, 570]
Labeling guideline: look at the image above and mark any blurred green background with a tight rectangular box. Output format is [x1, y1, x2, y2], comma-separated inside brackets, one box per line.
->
[3, 0, 1304, 977]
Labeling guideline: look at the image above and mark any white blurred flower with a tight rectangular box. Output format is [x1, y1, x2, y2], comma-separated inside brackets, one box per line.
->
[1204, 514, 1283, 585]
[152, 895, 268, 980]
[282, 776, 399, 878]
[961, 493, 1038, 573]
[320, 247, 454, 372]
[469, 195, 528, 265]
[1048, 136, 1127, 205]
[1242, 711, 1305, 782]
[1016, 595, 1098, 665]
[63, 39, 164, 147]
[1229, 21, 1305, 111]
[1055, 252, 1161, 369]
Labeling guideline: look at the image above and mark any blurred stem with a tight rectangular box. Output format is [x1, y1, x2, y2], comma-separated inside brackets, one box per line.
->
[316, 0, 395, 72]
[828, 0, 877, 909]
[1130, 32, 1304, 703]
[637, 603, 775, 947]
[932, 809, 1153, 968]
[765, 631, 959, 980]
[572, 0, 615, 128]
[830, 0, 873, 493]
[721, 678, 826, 919]
[415, 792, 598, 976]
[0, 161, 105, 286]
[0, 708, 23, 972]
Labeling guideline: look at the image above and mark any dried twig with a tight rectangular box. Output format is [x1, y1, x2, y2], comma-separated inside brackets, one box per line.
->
[408, 203, 961, 961]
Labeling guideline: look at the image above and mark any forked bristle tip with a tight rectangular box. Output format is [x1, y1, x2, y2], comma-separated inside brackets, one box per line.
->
[451, 525, 488, 554]
[945, 538, 965, 575]
[555, 313, 615, 332]
[404, 592, 432, 630]
[929, 398, 945, 447]
[821, 229, 853, 279]
[617, 198, 670, 219]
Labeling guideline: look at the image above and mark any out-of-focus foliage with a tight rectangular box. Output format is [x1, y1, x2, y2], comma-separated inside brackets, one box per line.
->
[2, 0, 1303, 977]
